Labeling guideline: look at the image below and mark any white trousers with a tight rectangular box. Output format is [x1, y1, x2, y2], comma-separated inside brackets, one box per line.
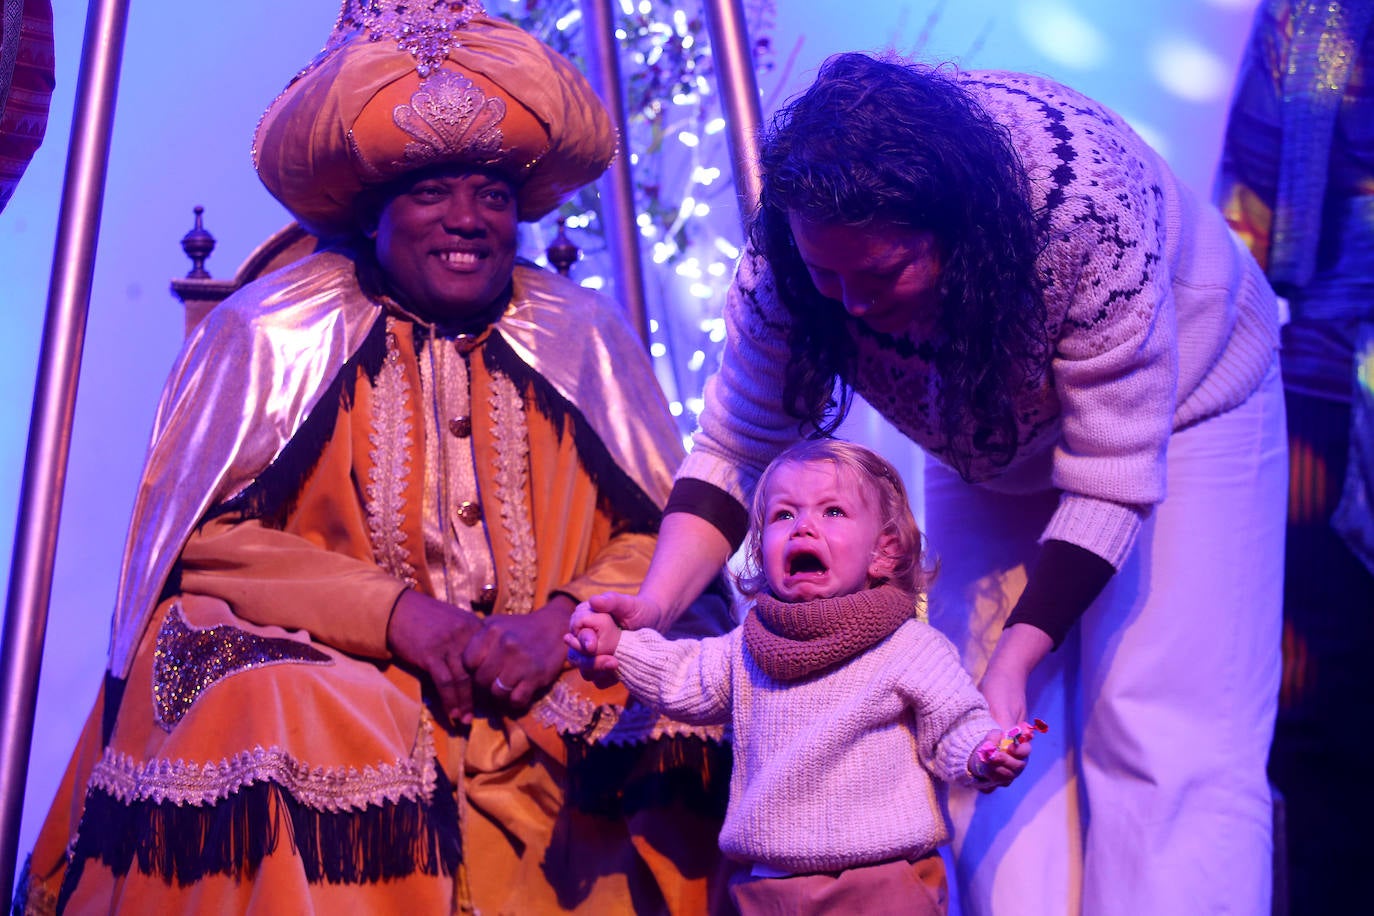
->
[925, 364, 1286, 916]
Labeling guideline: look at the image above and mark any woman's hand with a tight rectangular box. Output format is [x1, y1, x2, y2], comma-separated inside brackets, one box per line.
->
[979, 622, 1052, 727]
[386, 589, 483, 726]
[581, 590, 666, 632]
[461, 594, 576, 711]
[565, 599, 625, 687]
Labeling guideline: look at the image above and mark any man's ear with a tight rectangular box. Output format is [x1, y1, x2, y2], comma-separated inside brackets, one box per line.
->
[355, 187, 385, 239]
[868, 532, 900, 581]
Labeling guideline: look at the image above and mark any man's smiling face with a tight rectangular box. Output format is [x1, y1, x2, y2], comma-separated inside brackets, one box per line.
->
[373, 165, 518, 323]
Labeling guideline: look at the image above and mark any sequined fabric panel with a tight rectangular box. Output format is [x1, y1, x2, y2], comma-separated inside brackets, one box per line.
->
[153, 602, 332, 732]
[325, 0, 486, 79]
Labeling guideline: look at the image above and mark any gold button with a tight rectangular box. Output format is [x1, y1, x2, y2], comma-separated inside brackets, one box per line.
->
[457, 501, 483, 526]
[448, 416, 471, 438]
[473, 585, 498, 614]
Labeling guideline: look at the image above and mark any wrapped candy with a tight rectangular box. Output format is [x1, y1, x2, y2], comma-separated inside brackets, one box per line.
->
[978, 717, 1049, 762]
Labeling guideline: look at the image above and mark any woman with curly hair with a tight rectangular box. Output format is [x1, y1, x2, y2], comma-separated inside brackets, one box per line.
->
[583, 52, 1286, 915]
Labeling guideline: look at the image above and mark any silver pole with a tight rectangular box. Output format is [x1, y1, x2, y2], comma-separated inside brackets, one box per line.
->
[701, 0, 763, 223]
[581, 0, 649, 347]
[0, 0, 131, 901]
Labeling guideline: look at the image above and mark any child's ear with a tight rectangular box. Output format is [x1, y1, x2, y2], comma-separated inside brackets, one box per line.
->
[868, 533, 900, 581]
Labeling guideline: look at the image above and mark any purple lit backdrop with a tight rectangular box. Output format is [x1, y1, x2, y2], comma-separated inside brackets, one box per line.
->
[0, 0, 1260, 873]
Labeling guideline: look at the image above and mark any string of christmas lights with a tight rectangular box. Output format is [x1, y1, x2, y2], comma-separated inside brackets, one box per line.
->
[490, 0, 775, 442]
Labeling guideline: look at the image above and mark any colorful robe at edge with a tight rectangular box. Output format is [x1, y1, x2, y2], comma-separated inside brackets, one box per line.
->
[17, 251, 730, 915]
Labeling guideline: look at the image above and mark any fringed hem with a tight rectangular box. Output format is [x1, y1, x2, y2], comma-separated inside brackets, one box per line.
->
[564, 733, 732, 819]
[534, 678, 729, 746]
[88, 708, 442, 811]
[58, 766, 460, 908]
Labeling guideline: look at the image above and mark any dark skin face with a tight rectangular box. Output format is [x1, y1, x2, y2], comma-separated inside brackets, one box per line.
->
[372, 165, 519, 325]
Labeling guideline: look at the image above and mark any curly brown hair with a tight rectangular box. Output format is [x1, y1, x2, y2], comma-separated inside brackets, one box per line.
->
[751, 52, 1049, 479]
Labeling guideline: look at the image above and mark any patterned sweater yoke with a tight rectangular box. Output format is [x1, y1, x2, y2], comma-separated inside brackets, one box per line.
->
[679, 69, 1280, 570]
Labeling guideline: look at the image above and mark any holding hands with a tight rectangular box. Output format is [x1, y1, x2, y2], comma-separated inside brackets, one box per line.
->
[564, 593, 638, 686]
[387, 589, 574, 726]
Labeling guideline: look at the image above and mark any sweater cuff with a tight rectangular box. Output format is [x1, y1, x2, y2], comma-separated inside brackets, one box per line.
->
[612, 628, 670, 694]
[664, 478, 750, 551]
[1040, 493, 1146, 569]
[1005, 539, 1116, 649]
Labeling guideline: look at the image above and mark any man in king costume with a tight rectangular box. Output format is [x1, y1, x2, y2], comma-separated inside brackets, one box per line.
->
[15, 2, 732, 913]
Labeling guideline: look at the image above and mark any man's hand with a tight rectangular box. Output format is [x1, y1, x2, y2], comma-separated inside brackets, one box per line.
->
[461, 594, 575, 710]
[387, 589, 483, 726]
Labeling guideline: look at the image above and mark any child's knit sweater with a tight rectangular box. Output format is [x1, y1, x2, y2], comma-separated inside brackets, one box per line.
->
[613, 619, 996, 873]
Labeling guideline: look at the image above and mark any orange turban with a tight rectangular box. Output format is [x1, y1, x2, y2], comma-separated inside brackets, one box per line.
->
[253, 1, 616, 239]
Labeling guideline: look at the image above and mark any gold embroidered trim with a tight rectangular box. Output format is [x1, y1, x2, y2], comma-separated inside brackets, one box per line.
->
[488, 367, 537, 615]
[326, 0, 487, 80]
[88, 710, 442, 813]
[153, 602, 332, 732]
[396, 70, 505, 169]
[368, 321, 418, 587]
[533, 679, 728, 746]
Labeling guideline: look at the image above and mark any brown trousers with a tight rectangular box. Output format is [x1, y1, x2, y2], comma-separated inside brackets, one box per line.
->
[728, 852, 947, 916]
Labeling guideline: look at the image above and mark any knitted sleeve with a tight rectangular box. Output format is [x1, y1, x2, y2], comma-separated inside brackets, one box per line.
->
[892, 624, 999, 786]
[971, 72, 1179, 568]
[613, 627, 736, 726]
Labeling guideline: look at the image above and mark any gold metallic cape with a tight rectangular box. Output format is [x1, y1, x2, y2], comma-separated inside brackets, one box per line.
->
[106, 250, 682, 678]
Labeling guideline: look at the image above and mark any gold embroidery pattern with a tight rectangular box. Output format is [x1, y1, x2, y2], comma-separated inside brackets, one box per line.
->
[488, 367, 537, 615]
[326, 0, 486, 79]
[153, 603, 332, 732]
[396, 70, 506, 169]
[368, 321, 418, 587]
[534, 679, 728, 745]
[90, 709, 442, 812]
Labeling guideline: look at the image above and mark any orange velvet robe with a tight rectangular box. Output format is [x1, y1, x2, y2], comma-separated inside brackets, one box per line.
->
[17, 264, 730, 915]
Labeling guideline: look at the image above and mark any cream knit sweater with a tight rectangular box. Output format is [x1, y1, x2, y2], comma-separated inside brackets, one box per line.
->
[679, 70, 1280, 569]
[614, 621, 997, 872]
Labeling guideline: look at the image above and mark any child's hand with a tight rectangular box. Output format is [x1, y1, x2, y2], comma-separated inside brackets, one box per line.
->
[968, 718, 1047, 791]
[564, 600, 623, 686]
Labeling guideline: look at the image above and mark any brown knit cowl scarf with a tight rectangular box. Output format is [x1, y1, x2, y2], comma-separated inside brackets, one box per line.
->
[742, 583, 917, 681]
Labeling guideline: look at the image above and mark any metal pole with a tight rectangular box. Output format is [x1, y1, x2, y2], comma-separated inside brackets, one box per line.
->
[0, 0, 131, 901]
[581, 0, 649, 347]
[701, 0, 763, 223]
